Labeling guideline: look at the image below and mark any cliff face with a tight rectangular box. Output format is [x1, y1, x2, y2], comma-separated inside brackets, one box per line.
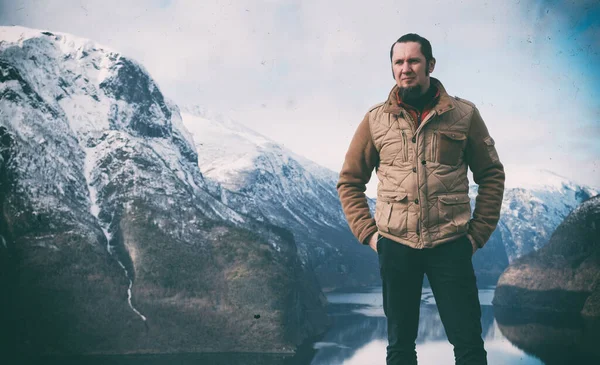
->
[492, 195, 600, 362]
[493, 195, 600, 316]
[0, 26, 327, 355]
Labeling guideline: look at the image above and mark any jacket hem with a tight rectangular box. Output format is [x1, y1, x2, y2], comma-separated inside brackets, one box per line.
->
[378, 231, 468, 249]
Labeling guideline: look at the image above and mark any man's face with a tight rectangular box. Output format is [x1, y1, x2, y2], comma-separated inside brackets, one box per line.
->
[391, 41, 435, 100]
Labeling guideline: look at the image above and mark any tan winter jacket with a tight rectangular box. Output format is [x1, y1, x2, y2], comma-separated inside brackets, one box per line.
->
[337, 78, 505, 250]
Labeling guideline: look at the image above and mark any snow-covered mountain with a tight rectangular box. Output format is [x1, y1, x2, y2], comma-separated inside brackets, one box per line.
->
[0, 26, 326, 355]
[180, 105, 378, 289]
[470, 166, 598, 283]
[496, 165, 597, 259]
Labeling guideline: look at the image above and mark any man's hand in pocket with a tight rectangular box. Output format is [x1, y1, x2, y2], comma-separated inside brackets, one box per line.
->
[369, 232, 379, 252]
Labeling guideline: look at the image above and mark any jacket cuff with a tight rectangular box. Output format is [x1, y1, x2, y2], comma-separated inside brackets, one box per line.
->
[361, 226, 378, 245]
[466, 233, 479, 251]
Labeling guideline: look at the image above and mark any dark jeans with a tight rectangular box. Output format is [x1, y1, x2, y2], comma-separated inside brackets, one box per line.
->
[377, 235, 487, 365]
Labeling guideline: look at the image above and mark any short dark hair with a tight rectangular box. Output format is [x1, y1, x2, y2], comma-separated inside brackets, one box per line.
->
[389, 33, 434, 64]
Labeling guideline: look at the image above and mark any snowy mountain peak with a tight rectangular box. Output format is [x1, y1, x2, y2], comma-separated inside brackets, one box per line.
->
[0, 25, 118, 56]
[180, 105, 338, 188]
[0, 25, 171, 139]
[0, 25, 254, 227]
[502, 164, 596, 192]
[0, 25, 120, 93]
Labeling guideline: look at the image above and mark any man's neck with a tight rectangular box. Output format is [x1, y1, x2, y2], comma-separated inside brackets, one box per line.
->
[415, 78, 431, 98]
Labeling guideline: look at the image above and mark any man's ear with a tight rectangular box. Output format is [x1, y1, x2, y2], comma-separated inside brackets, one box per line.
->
[428, 58, 436, 74]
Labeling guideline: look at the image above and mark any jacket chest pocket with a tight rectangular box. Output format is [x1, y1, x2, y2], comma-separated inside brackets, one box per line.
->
[438, 130, 467, 165]
[401, 130, 409, 162]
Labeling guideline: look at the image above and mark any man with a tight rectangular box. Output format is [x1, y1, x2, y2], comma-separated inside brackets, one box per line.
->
[336, 33, 505, 365]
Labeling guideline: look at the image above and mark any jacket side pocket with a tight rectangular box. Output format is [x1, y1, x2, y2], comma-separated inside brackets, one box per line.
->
[376, 191, 408, 234]
[401, 130, 408, 162]
[375, 200, 392, 233]
[438, 194, 471, 235]
[431, 129, 437, 161]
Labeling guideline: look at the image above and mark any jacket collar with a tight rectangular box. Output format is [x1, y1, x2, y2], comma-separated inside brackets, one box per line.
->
[382, 77, 455, 116]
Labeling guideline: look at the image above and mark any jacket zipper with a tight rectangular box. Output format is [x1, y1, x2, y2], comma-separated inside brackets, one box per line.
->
[416, 113, 422, 245]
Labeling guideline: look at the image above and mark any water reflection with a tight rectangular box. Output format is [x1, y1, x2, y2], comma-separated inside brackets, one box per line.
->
[308, 286, 543, 365]
[495, 307, 600, 365]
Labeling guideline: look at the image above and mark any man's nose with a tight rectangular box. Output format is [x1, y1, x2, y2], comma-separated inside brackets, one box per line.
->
[402, 63, 413, 74]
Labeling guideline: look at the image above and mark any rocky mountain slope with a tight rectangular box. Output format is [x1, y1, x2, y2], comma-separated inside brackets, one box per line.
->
[179, 106, 378, 289]
[493, 195, 600, 315]
[0, 26, 327, 355]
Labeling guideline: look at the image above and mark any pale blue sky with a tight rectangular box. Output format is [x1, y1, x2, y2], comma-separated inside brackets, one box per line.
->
[1, 0, 598, 196]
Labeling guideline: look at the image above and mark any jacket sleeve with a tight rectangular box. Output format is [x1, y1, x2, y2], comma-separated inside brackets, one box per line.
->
[465, 107, 506, 248]
[336, 113, 380, 245]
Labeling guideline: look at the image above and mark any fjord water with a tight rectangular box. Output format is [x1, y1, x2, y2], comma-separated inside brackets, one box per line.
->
[28, 287, 548, 365]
